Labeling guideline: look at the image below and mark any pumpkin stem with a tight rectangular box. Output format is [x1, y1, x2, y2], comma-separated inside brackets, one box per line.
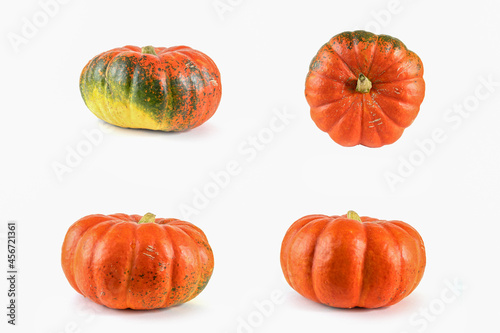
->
[355, 74, 372, 93]
[141, 46, 157, 56]
[138, 213, 156, 224]
[347, 210, 362, 222]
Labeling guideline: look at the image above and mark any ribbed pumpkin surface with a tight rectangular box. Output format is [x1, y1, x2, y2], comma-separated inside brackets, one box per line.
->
[80, 45, 222, 131]
[305, 31, 425, 147]
[61, 213, 214, 310]
[280, 213, 426, 308]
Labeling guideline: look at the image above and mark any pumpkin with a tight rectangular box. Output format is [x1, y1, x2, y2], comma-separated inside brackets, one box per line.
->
[61, 213, 214, 310]
[80, 45, 222, 131]
[305, 30, 425, 147]
[280, 211, 425, 308]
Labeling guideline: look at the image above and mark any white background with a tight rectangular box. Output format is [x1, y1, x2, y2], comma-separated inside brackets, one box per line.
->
[1, 0, 500, 332]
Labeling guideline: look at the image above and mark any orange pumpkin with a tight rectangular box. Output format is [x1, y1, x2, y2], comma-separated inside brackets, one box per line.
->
[305, 30, 425, 147]
[280, 211, 426, 308]
[61, 213, 214, 310]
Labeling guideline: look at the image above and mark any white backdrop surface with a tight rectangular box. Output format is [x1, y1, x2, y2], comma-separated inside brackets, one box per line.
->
[1, 0, 500, 332]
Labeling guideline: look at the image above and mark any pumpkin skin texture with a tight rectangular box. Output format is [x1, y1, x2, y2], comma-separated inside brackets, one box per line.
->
[61, 213, 214, 310]
[280, 211, 426, 308]
[80, 45, 222, 131]
[305, 31, 425, 147]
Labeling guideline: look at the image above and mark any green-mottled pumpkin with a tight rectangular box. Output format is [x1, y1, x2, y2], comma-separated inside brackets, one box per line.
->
[79, 45, 222, 131]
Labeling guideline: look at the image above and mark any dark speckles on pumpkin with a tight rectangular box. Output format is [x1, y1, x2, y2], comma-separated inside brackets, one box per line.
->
[310, 58, 323, 71]
[62, 213, 214, 310]
[80, 46, 221, 132]
[305, 30, 425, 147]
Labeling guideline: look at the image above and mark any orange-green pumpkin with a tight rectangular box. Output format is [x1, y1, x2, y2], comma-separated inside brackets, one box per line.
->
[79, 45, 222, 131]
[61, 213, 214, 310]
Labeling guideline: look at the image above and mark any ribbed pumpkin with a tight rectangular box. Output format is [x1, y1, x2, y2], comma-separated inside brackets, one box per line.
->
[280, 211, 425, 308]
[80, 45, 222, 131]
[61, 213, 214, 310]
[305, 30, 425, 147]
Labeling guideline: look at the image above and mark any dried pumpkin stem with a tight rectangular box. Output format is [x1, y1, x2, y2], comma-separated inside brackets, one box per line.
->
[355, 74, 372, 93]
[141, 46, 157, 56]
[347, 210, 362, 222]
[139, 213, 156, 224]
